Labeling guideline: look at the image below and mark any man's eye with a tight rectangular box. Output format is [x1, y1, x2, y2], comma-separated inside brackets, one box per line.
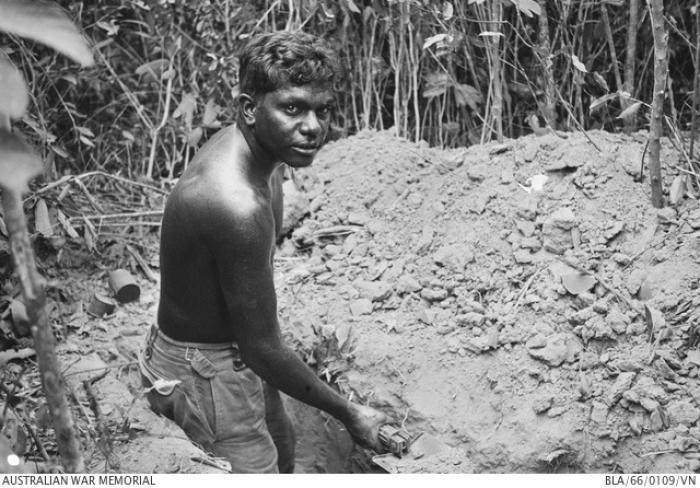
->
[285, 105, 300, 115]
[318, 106, 331, 116]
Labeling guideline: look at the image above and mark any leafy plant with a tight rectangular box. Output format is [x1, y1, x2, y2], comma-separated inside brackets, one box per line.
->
[2, 0, 699, 193]
[0, 0, 92, 473]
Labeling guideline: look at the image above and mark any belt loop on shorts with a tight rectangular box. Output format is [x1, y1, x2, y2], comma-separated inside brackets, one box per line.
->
[185, 347, 194, 361]
[143, 325, 158, 360]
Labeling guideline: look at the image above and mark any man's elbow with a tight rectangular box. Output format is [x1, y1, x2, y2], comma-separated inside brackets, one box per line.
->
[240, 337, 285, 373]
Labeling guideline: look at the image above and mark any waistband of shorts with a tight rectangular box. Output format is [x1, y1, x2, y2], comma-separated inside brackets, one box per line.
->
[151, 325, 239, 351]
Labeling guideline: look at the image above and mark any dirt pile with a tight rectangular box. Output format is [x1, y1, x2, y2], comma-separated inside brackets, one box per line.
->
[276, 128, 700, 473]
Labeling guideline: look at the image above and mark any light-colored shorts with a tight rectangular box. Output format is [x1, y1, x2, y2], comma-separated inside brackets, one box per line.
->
[139, 325, 295, 473]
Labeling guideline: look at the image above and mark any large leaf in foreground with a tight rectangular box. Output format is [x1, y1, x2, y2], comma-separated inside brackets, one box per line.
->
[0, 56, 28, 120]
[0, 129, 43, 193]
[0, 0, 93, 67]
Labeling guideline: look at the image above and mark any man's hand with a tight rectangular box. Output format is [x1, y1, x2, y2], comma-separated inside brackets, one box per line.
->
[344, 403, 390, 453]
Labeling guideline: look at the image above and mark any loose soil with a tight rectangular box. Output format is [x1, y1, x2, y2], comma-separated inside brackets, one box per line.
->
[2, 128, 700, 473]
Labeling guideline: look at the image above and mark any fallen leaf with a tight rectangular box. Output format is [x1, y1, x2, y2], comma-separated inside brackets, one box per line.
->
[0, 348, 35, 366]
[561, 273, 597, 295]
[2, 419, 26, 456]
[539, 449, 570, 464]
[34, 198, 53, 237]
[335, 322, 353, 351]
[638, 280, 653, 301]
[669, 175, 686, 205]
[190, 455, 231, 472]
[56, 209, 79, 239]
[81, 216, 96, 251]
[644, 304, 666, 341]
[114, 336, 139, 360]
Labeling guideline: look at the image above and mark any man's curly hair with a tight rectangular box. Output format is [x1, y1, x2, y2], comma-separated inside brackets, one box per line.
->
[238, 31, 341, 97]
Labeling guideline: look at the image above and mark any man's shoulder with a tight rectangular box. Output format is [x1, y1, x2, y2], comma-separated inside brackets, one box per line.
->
[195, 124, 238, 157]
[176, 179, 270, 242]
[174, 140, 258, 217]
[204, 185, 266, 222]
[166, 124, 273, 242]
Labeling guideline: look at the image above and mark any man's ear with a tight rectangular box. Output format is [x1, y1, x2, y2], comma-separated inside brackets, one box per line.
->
[238, 93, 257, 126]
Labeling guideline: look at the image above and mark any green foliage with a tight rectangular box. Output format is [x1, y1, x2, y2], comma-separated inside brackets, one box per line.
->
[0, 1, 90, 473]
[0, 0, 92, 67]
[0, 0, 92, 193]
[1, 0, 698, 179]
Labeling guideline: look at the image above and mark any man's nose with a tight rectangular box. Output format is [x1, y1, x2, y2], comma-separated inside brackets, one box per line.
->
[300, 111, 321, 136]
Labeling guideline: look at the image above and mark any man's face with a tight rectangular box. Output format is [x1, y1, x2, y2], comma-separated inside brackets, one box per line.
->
[251, 82, 334, 167]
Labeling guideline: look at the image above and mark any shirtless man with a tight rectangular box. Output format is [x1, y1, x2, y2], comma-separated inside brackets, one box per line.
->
[139, 31, 388, 473]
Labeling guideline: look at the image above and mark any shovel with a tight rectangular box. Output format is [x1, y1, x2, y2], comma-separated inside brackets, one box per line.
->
[372, 426, 465, 473]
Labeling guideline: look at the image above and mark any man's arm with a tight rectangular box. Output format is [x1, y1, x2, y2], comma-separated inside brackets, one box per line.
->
[202, 197, 387, 450]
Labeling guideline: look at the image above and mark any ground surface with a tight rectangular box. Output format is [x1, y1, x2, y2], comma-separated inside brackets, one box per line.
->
[275, 129, 700, 473]
[2, 129, 700, 473]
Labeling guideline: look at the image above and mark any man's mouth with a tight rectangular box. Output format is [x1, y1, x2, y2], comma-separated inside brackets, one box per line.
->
[291, 144, 319, 155]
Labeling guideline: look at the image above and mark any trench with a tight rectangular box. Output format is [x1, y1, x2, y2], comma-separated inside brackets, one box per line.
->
[286, 398, 381, 473]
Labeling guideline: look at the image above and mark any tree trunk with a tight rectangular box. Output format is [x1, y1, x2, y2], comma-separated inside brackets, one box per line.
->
[491, 2, 503, 141]
[602, 4, 623, 95]
[623, 0, 640, 133]
[690, 0, 700, 161]
[647, 0, 667, 208]
[0, 189, 85, 472]
[480, 1, 504, 142]
[537, 0, 557, 129]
